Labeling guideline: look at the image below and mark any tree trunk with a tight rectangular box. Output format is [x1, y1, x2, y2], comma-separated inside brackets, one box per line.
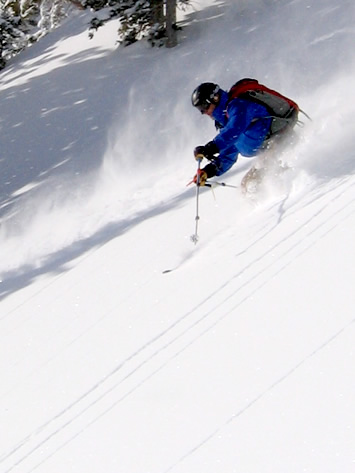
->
[165, 0, 177, 48]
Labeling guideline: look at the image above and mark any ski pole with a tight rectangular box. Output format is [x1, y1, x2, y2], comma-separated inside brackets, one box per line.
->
[190, 156, 203, 244]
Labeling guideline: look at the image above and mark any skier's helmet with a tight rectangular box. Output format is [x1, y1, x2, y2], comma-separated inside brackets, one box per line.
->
[191, 83, 220, 113]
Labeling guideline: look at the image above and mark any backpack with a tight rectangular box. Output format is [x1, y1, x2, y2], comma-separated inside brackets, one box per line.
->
[227, 78, 300, 134]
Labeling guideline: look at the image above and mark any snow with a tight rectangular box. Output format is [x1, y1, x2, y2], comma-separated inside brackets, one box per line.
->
[0, 0, 355, 472]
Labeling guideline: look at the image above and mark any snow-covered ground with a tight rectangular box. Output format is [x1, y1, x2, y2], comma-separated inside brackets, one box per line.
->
[0, 1, 355, 472]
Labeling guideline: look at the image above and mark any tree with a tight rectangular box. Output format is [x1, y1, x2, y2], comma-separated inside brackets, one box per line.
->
[0, 0, 81, 69]
[86, 0, 187, 48]
[0, 5, 28, 69]
[165, 0, 176, 48]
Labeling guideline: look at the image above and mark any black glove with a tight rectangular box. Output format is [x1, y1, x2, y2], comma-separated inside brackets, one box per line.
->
[194, 141, 219, 160]
[202, 162, 218, 180]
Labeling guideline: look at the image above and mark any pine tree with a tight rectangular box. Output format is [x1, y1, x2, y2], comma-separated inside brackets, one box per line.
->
[86, 0, 187, 47]
[0, 0, 83, 69]
[0, 6, 28, 69]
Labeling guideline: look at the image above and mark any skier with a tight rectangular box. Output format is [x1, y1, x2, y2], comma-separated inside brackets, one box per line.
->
[191, 79, 300, 191]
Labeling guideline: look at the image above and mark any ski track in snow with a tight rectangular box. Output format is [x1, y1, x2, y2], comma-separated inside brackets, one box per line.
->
[164, 318, 355, 473]
[1, 173, 355, 472]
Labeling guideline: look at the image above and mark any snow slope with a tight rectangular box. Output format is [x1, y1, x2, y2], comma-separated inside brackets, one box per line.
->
[0, 1, 355, 472]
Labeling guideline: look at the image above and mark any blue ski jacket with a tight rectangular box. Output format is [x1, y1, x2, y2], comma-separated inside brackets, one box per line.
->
[210, 89, 272, 176]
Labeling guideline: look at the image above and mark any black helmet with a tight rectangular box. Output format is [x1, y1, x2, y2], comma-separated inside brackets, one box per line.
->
[191, 82, 220, 113]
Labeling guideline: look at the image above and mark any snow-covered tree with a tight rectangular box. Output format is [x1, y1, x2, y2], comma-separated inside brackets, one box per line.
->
[0, 0, 83, 69]
[0, 4, 29, 68]
[86, 0, 187, 47]
[38, 0, 84, 32]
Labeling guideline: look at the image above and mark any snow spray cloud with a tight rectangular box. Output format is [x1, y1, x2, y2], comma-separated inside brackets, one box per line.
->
[0, 170, 103, 274]
[98, 48, 215, 197]
[290, 69, 355, 184]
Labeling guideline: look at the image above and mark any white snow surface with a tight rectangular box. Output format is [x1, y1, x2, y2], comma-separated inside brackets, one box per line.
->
[0, 1, 355, 472]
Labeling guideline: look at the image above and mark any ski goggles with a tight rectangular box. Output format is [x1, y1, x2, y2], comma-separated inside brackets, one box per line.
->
[195, 102, 211, 114]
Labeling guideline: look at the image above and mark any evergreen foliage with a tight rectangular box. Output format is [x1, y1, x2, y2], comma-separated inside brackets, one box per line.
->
[85, 0, 187, 47]
[0, 9, 27, 69]
[0, 0, 75, 69]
